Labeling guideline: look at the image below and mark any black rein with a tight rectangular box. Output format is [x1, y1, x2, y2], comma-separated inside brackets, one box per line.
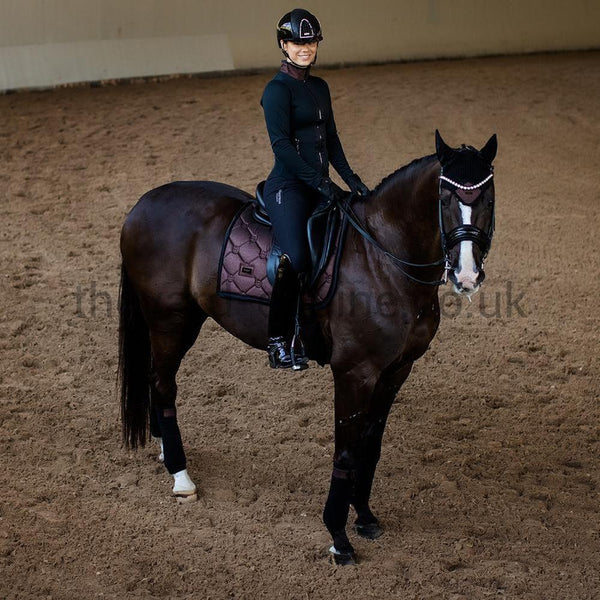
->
[337, 195, 447, 287]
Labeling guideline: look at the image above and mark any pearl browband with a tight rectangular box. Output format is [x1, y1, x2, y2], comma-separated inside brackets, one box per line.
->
[439, 172, 494, 191]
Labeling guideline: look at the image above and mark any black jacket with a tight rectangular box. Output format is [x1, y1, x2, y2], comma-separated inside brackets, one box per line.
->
[261, 67, 354, 189]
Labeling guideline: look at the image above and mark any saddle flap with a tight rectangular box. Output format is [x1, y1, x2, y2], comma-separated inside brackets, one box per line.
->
[307, 202, 339, 286]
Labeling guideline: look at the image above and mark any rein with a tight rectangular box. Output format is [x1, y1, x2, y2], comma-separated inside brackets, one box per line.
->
[338, 195, 447, 287]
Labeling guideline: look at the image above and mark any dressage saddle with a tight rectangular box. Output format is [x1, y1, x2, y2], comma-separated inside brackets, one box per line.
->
[252, 181, 341, 288]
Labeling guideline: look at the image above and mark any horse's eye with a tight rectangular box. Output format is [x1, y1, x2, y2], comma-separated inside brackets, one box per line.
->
[441, 195, 451, 207]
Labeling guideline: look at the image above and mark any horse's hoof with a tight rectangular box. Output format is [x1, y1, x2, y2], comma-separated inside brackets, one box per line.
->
[354, 521, 384, 540]
[329, 546, 357, 566]
[175, 491, 198, 504]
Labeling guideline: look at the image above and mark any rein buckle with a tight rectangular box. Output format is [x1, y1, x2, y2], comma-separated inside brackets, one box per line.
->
[443, 258, 451, 284]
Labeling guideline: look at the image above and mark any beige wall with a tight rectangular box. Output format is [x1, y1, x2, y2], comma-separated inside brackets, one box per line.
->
[1, 0, 599, 90]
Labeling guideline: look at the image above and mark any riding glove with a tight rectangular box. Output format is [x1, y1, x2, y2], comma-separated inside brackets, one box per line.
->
[347, 173, 370, 198]
[317, 177, 347, 204]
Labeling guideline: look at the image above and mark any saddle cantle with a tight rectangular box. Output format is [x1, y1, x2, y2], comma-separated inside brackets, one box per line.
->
[217, 182, 347, 307]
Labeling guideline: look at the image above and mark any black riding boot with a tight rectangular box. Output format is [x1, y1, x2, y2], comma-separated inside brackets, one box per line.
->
[268, 255, 309, 371]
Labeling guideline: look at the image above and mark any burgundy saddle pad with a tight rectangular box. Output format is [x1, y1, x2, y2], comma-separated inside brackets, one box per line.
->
[217, 203, 345, 308]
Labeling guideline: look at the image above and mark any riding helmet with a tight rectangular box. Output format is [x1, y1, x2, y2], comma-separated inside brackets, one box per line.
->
[276, 9, 323, 47]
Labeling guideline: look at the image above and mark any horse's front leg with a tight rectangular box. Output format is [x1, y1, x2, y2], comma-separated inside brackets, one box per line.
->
[352, 363, 413, 540]
[323, 365, 379, 565]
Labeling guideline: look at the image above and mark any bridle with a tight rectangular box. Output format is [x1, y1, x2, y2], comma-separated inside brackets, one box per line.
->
[438, 168, 495, 268]
[338, 160, 495, 287]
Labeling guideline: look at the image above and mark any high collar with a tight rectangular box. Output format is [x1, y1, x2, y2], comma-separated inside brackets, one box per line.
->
[280, 60, 311, 81]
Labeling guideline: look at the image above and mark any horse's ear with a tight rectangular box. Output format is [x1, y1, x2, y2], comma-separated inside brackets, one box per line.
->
[480, 134, 497, 164]
[435, 130, 454, 165]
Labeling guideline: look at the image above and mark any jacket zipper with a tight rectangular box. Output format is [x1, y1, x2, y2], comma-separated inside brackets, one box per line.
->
[303, 80, 325, 169]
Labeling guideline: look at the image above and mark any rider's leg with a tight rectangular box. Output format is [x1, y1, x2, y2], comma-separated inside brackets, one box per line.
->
[263, 179, 315, 370]
[267, 254, 305, 369]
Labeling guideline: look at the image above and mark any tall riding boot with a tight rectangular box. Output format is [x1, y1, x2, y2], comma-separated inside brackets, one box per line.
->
[268, 255, 309, 371]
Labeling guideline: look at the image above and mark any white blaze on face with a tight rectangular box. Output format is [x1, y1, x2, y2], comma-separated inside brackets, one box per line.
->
[455, 204, 479, 291]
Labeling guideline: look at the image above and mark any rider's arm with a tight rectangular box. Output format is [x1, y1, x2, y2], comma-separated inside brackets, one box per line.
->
[323, 82, 355, 185]
[261, 80, 323, 189]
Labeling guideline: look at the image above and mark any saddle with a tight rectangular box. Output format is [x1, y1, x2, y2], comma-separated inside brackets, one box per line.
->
[217, 181, 347, 307]
[253, 181, 340, 288]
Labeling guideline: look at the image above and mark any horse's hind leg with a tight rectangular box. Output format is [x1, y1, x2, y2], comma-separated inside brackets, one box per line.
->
[149, 308, 206, 502]
[149, 406, 164, 462]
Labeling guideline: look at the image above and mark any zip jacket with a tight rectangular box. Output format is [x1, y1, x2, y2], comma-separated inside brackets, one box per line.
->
[261, 63, 354, 189]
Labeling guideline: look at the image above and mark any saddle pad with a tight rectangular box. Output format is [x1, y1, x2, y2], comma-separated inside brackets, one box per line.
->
[217, 203, 345, 308]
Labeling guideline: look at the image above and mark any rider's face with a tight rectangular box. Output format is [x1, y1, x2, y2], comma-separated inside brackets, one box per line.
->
[282, 40, 318, 67]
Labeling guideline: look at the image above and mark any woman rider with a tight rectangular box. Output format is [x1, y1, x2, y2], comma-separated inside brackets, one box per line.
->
[262, 8, 369, 371]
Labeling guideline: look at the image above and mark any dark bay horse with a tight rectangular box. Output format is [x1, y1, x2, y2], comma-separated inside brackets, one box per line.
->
[118, 131, 497, 564]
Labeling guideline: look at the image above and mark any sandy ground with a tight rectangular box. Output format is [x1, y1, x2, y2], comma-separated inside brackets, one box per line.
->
[1, 51, 599, 599]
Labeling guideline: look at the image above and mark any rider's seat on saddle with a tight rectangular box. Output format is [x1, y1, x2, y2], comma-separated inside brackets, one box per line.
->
[253, 181, 341, 288]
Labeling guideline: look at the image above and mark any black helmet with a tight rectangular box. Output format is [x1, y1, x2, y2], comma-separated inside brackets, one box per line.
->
[277, 9, 323, 47]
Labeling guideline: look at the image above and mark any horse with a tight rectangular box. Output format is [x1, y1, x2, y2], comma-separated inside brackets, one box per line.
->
[118, 130, 497, 565]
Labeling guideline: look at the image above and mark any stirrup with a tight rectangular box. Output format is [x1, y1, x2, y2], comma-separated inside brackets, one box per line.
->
[268, 336, 293, 369]
[290, 332, 309, 371]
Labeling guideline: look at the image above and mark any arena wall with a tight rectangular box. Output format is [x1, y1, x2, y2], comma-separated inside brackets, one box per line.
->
[1, 0, 599, 91]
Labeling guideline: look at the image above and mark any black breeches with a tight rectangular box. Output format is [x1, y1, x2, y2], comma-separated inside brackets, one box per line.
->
[264, 177, 320, 273]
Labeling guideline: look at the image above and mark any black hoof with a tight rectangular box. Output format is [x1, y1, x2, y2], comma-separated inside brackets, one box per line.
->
[354, 521, 384, 540]
[329, 546, 357, 566]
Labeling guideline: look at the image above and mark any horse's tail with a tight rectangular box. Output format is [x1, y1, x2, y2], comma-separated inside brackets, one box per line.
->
[118, 264, 151, 449]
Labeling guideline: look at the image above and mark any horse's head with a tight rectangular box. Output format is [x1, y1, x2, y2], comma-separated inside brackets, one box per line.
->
[435, 130, 497, 296]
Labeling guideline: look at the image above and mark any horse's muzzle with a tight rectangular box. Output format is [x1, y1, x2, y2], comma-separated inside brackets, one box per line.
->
[450, 268, 485, 296]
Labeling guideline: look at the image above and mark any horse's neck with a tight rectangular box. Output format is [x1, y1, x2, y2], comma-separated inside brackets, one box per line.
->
[364, 159, 441, 262]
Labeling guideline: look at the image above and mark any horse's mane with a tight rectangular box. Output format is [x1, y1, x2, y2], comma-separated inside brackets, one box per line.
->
[372, 154, 437, 197]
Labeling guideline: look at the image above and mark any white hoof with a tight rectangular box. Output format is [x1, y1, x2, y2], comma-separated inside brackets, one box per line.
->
[172, 469, 197, 503]
[152, 436, 164, 463]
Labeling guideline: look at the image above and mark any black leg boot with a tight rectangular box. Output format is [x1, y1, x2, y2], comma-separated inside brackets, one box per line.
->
[289, 273, 309, 369]
[268, 255, 308, 371]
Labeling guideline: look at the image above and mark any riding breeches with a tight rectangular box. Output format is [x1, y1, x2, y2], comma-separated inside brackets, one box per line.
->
[263, 177, 321, 273]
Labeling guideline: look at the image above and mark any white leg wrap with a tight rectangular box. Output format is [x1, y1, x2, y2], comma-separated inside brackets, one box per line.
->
[172, 469, 197, 501]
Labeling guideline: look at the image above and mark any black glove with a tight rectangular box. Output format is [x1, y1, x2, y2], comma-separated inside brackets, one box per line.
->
[317, 177, 347, 204]
[347, 173, 370, 197]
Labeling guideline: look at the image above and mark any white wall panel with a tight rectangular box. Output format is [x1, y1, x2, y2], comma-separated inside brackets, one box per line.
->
[0, 34, 233, 89]
[0, 0, 598, 91]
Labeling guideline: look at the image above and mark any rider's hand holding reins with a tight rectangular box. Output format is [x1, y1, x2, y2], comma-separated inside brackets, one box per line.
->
[318, 177, 347, 204]
[347, 173, 370, 198]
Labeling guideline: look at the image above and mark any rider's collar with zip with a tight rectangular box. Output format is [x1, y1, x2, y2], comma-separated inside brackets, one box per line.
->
[280, 60, 311, 81]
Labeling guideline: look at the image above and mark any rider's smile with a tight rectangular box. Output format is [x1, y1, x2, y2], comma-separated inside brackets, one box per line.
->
[282, 40, 318, 67]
